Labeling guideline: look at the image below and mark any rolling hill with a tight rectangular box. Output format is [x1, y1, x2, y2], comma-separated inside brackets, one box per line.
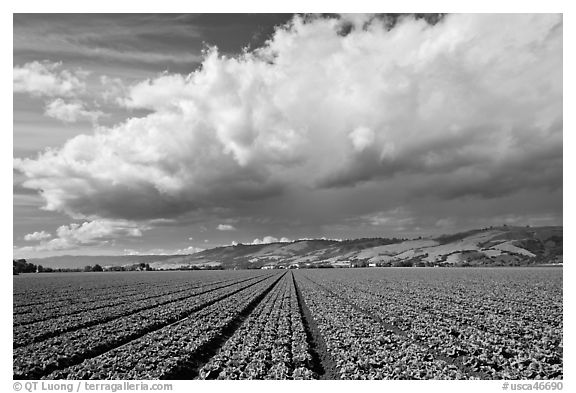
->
[27, 225, 562, 270]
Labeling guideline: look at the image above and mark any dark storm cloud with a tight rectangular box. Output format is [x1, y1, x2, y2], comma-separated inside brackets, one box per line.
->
[13, 14, 292, 74]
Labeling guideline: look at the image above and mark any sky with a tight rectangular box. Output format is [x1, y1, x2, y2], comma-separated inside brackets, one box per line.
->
[13, 13, 563, 258]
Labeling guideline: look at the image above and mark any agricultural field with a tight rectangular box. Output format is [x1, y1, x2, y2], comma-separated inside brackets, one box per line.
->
[13, 267, 562, 380]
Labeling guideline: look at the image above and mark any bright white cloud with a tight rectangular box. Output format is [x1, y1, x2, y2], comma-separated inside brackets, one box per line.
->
[120, 73, 193, 110]
[251, 236, 291, 245]
[349, 126, 375, 152]
[56, 219, 145, 243]
[45, 98, 103, 123]
[171, 245, 204, 255]
[124, 245, 204, 256]
[15, 219, 147, 253]
[217, 224, 236, 231]
[14, 14, 562, 224]
[296, 237, 343, 242]
[24, 230, 52, 242]
[13, 61, 86, 97]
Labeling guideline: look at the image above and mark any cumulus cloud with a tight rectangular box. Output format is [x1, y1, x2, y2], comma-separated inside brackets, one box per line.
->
[296, 237, 342, 241]
[14, 14, 562, 224]
[45, 98, 103, 123]
[16, 219, 147, 252]
[120, 73, 193, 110]
[24, 230, 52, 242]
[124, 245, 204, 255]
[100, 75, 128, 104]
[57, 219, 145, 242]
[217, 224, 236, 231]
[251, 236, 291, 245]
[13, 61, 86, 97]
[167, 245, 204, 255]
[349, 126, 376, 152]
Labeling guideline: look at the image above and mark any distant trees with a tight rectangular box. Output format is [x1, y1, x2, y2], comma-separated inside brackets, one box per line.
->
[123, 263, 152, 271]
[13, 260, 85, 274]
[80, 263, 155, 272]
[13, 259, 37, 274]
[392, 260, 414, 267]
[106, 266, 125, 272]
[13, 260, 161, 274]
[139, 263, 152, 271]
[84, 264, 103, 272]
[13, 260, 56, 274]
[36, 265, 54, 273]
[169, 264, 224, 271]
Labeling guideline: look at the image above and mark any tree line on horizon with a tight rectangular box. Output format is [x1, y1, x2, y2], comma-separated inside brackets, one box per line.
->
[13, 259, 156, 274]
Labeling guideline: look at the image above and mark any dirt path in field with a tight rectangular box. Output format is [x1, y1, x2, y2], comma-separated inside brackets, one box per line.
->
[291, 271, 339, 380]
[161, 272, 287, 379]
[301, 274, 490, 379]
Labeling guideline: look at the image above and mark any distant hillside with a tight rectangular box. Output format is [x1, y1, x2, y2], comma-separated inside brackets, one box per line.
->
[28, 226, 562, 270]
[175, 226, 561, 269]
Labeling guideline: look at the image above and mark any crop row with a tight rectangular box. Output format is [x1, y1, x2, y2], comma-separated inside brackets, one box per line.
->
[293, 273, 465, 379]
[13, 271, 264, 312]
[44, 273, 286, 379]
[14, 274, 254, 329]
[302, 275, 484, 378]
[13, 273, 278, 379]
[14, 268, 562, 381]
[13, 277, 163, 308]
[15, 279, 219, 324]
[302, 270, 562, 380]
[13, 279, 195, 317]
[198, 273, 315, 379]
[13, 275, 266, 347]
[320, 273, 562, 379]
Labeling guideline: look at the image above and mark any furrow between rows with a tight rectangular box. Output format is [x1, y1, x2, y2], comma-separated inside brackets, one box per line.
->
[13, 273, 278, 379]
[13, 275, 264, 347]
[44, 273, 286, 379]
